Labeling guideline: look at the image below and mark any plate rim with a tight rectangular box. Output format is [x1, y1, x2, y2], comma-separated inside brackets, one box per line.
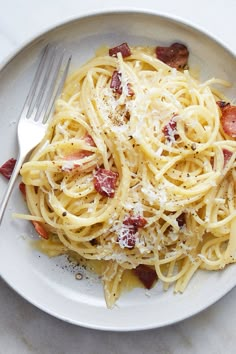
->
[1, 8, 235, 71]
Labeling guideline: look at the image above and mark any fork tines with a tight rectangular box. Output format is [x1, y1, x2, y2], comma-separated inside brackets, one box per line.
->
[24, 44, 71, 124]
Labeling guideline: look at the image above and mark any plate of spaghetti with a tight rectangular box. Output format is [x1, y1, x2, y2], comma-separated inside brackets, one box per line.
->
[0, 10, 236, 331]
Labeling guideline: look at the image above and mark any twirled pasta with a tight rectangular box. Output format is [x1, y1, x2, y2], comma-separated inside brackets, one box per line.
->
[18, 44, 236, 307]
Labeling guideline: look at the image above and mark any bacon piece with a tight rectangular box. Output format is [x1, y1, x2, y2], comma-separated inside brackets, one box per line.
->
[118, 225, 137, 249]
[63, 150, 92, 161]
[84, 134, 96, 147]
[93, 168, 119, 198]
[109, 42, 131, 58]
[118, 215, 147, 249]
[0, 158, 16, 179]
[123, 215, 147, 228]
[126, 83, 135, 97]
[32, 221, 49, 240]
[110, 70, 134, 97]
[19, 182, 26, 198]
[62, 150, 92, 171]
[218, 103, 236, 138]
[110, 70, 122, 94]
[64, 134, 95, 161]
[163, 118, 179, 141]
[62, 135, 96, 171]
[176, 213, 186, 228]
[202, 148, 233, 170]
[133, 265, 158, 289]
[156, 42, 189, 69]
[223, 149, 233, 166]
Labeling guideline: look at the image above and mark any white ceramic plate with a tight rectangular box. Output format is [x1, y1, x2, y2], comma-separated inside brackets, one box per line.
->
[0, 10, 236, 331]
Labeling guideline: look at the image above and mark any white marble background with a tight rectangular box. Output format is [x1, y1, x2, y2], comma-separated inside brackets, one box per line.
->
[0, 0, 236, 353]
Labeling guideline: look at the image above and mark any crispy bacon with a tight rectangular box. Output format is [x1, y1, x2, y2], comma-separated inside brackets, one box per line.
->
[176, 213, 186, 228]
[63, 150, 92, 161]
[93, 168, 119, 198]
[118, 225, 137, 249]
[19, 185, 48, 238]
[211, 147, 233, 170]
[223, 149, 233, 166]
[84, 134, 96, 147]
[123, 215, 147, 228]
[19, 182, 26, 198]
[62, 134, 96, 170]
[110, 70, 122, 94]
[64, 134, 96, 161]
[110, 70, 134, 97]
[163, 118, 179, 141]
[126, 83, 135, 97]
[109, 42, 131, 58]
[156, 42, 189, 69]
[118, 215, 147, 249]
[32, 221, 49, 240]
[0, 158, 16, 179]
[62, 150, 92, 171]
[218, 102, 236, 138]
[133, 264, 158, 289]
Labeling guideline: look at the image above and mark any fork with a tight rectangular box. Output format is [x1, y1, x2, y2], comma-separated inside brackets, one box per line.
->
[0, 44, 72, 223]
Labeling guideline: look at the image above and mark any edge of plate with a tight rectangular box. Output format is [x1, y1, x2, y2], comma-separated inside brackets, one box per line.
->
[0, 7, 235, 71]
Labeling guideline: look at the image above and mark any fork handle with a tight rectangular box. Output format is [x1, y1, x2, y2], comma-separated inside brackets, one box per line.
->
[0, 153, 26, 224]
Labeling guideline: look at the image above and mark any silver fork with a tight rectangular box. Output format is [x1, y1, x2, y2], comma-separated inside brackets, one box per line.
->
[0, 44, 72, 223]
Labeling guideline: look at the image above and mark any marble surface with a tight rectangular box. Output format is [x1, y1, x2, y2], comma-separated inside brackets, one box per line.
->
[0, 0, 236, 353]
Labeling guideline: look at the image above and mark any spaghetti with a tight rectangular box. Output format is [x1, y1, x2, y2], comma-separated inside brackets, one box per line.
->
[18, 42, 236, 307]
